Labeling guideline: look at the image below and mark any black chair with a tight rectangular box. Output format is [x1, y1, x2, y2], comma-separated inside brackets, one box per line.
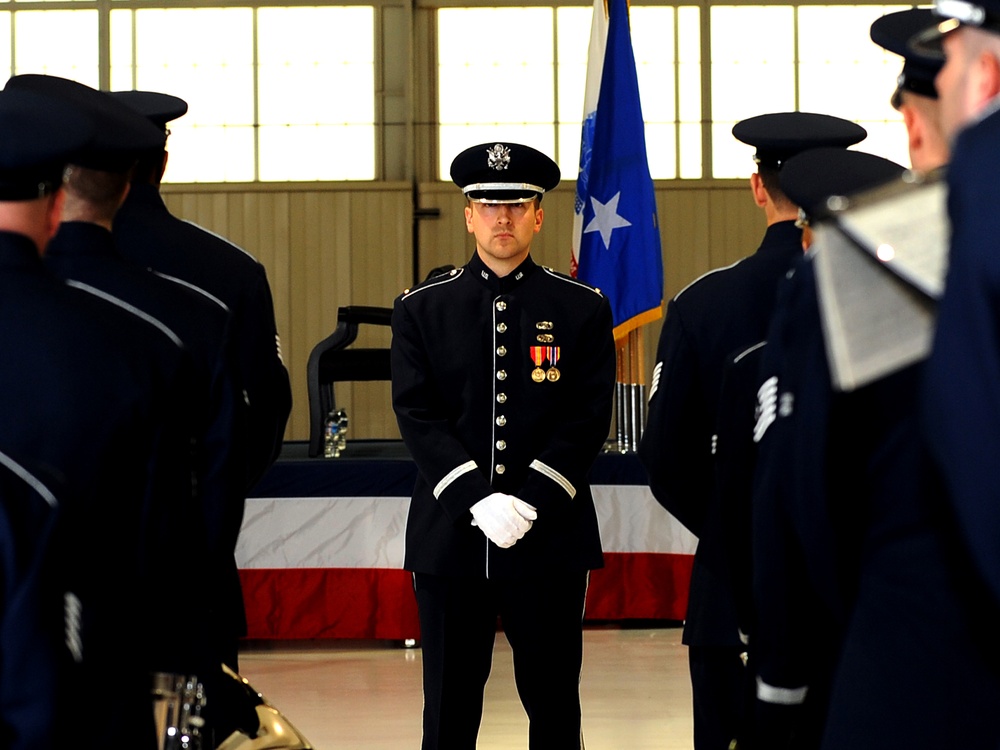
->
[307, 305, 393, 457]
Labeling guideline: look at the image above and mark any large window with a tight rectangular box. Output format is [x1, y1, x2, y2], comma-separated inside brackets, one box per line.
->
[0, 1, 917, 183]
[437, 5, 702, 181]
[0, 2, 376, 183]
[711, 4, 911, 176]
[109, 5, 375, 182]
[8, 10, 99, 85]
[437, 3, 915, 180]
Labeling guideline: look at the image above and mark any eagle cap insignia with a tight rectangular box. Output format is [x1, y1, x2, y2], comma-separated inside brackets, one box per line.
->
[486, 143, 511, 171]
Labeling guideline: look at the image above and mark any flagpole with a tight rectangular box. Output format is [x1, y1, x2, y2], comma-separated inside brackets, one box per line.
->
[612, 329, 647, 453]
[573, 0, 662, 452]
[615, 340, 627, 452]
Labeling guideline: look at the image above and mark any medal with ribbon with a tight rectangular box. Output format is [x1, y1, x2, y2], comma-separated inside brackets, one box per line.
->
[530, 346, 546, 382]
[546, 346, 561, 382]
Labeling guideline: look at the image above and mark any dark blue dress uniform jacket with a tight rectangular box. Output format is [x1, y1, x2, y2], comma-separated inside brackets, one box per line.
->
[638, 220, 802, 647]
[113, 181, 291, 493]
[0, 230, 190, 748]
[45, 220, 245, 674]
[923, 106, 1000, 607]
[0, 454, 63, 750]
[750, 252, 1000, 750]
[391, 253, 615, 579]
[748, 256, 851, 746]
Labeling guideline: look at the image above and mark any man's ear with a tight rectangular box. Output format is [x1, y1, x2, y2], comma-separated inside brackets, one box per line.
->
[749, 172, 769, 208]
[901, 104, 923, 155]
[973, 50, 1000, 109]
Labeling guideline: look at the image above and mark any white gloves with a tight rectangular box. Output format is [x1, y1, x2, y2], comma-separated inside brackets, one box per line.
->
[469, 493, 538, 548]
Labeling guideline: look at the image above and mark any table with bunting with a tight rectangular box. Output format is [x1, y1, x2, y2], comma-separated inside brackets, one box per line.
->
[237, 441, 696, 640]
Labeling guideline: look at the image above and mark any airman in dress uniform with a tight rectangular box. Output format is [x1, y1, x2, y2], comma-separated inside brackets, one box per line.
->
[110, 89, 292, 684]
[4, 73, 253, 745]
[913, 0, 1000, 609]
[0, 82, 199, 748]
[390, 142, 616, 750]
[111, 89, 292, 496]
[747, 148, 907, 750]
[815, 4, 1000, 747]
[869, 8, 949, 171]
[637, 112, 866, 750]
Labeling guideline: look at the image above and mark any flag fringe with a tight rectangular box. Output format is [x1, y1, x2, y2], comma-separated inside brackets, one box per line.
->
[612, 305, 662, 342]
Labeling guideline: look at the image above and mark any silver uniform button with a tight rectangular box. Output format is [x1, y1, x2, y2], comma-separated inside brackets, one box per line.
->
[497, 323, 507, 333]
[496, 440, 506, 450]
[497, 393, 507, 403]
[495, 464, 506, 474]
[497, 346, 507, 357]
[497, 370, 507, 381]
[496, 301, 507, 312]
[496, 415, 506, 427]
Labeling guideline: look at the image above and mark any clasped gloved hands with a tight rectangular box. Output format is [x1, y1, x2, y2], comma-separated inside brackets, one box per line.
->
[470, 492, 538, 548]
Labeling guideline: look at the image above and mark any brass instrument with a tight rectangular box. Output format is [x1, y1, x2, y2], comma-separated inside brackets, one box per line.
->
[214, 664, 314, 750]
[151, 672, 207, 750]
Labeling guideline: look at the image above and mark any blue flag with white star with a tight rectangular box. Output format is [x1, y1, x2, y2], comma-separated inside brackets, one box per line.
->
[571, 0, 663, 341]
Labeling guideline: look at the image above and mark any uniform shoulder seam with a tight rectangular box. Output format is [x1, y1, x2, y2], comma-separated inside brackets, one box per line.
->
[65, 279, 186, 350]
[733, 339, 767, 364]
[674, 258, 745, 301]
[153, 271, 230, 313]
[0, 449, 57, 508]
[181, 219, 258, 262]
[540, 267, 603, 296]
[401, 268, 465, 300]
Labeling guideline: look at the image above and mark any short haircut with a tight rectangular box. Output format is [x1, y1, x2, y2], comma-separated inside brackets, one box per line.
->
[65, 165, 130, 220]
[759, 164, 795, 211]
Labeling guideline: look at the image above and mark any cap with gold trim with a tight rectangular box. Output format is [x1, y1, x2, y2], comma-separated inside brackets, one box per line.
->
[450, 142, 560, 204]
[911, 0, 1000, 56]
[870, 9, 943, 107]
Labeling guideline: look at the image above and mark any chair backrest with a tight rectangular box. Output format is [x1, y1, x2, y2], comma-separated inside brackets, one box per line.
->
[307, 306, 392, 457]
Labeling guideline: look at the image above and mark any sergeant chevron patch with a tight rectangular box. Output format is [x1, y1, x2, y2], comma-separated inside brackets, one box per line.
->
[754, 376, 779, 443]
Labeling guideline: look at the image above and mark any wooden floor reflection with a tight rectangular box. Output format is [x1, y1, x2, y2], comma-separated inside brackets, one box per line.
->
[237, 623, 694, 749]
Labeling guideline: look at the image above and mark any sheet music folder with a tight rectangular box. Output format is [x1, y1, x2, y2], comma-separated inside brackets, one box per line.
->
[811, 169, 949, 392]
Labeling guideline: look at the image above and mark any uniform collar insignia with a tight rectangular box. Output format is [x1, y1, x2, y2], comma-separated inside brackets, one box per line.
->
[467, 253, 538, 294]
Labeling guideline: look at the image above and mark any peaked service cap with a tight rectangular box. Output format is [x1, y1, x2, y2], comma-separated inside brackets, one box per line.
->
[870, 9, 943, 106]
[0, 87, 94, 200]
[109, 90, 188, 132]
[732, 112, 867, 168]
[450, 142, 560, 203]
[6, 74, 165, 172]
[779, 147, 907, 220]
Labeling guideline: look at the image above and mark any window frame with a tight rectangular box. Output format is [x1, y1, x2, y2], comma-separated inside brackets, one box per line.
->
[0, 0, 910, 184]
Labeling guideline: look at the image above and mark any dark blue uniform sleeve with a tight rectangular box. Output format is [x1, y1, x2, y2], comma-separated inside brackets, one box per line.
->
[922, 113, 1000, 605]
[0, 460, 62, 750]
[390, 295, 495, 522]
[241, 263, 292, 491]
[638, 298, 712, 536]
[750, 259, 843, 747]
[715, 343, 764, 637]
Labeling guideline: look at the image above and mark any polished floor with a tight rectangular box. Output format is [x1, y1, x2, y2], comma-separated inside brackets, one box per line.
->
[237, 623, 694, 749]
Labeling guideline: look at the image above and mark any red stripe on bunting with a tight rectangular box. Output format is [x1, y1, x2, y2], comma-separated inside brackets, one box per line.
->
[239, 552, 692, 641]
